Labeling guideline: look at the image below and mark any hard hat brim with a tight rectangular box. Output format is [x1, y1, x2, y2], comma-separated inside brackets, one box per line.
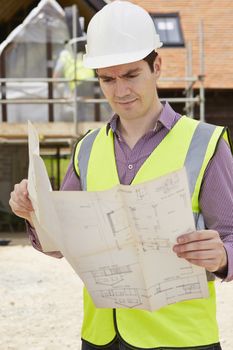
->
[83, 44, 162, 69]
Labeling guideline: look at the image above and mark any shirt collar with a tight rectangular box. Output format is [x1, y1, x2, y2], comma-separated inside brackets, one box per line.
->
[106, 101, 179, 135]
[158, 101, 178, 131]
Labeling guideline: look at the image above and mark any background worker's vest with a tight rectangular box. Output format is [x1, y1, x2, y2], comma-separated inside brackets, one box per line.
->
[73, 116, 232, 348]
[61, 50, 94, 91]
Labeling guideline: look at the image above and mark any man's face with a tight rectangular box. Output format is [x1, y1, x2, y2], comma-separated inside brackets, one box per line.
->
[97, 57, 161, 122]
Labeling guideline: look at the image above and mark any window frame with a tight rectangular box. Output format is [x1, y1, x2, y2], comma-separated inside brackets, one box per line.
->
[150, 12, 185, 48]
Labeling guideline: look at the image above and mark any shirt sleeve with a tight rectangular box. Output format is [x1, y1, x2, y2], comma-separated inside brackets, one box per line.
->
[27, 160, 82, 258]
[199, 138, 233, 281]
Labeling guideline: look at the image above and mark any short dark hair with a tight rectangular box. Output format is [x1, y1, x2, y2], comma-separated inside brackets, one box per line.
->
[143, 50, 158, 72]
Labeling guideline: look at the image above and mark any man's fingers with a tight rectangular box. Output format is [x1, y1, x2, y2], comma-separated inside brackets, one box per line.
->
[11, 180, 33, 211]
[175, 249, 221, 260]
[185, 258, 218, 271]
[9, 198, 32, 220]
[173, 229, 227, 272]
[14, 182, 30, 202]
[10, 191, 33, 212]
[8, 204, 31, 220]
[172, 229, 228, 272]
[9, 179, 34, 218]
[173, 239, 223, 254]
[15, 179, 28, 192]
[177, 230, 219, 244]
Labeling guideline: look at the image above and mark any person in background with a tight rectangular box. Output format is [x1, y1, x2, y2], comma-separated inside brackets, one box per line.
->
[53, 47, 94, 93]
[53, 44, 95, 121]
[9, 1, 233, 350]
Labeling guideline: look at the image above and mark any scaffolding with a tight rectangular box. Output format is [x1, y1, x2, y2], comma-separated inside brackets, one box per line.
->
[0, 54, 205, 132]
[0, 2, 206, 133]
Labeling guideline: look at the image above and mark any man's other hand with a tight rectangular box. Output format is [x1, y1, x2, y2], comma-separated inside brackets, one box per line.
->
[9, 179, 34, 226]
[173, 230, 228, 274]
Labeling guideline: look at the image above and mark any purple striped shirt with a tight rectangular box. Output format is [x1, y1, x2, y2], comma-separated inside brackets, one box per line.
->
[29, 102, 233, 281]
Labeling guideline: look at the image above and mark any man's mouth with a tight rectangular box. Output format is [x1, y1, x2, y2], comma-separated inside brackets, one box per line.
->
[117, 99, 137, 105]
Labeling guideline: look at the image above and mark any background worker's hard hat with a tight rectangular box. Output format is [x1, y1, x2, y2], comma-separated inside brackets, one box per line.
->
[83, 0, 163, 69]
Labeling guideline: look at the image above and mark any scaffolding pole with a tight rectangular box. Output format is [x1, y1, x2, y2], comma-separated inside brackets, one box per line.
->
[199, 19, 205, 122]
[185, 41, 194, 118]
[0, 96, 200, 105]
[72, 4, 78, 135]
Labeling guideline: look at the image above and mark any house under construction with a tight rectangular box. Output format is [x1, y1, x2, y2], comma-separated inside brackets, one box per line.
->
[0, 0, 232, 230]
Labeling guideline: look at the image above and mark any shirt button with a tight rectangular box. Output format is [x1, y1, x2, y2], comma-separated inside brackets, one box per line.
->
[128, 164, 133, 170]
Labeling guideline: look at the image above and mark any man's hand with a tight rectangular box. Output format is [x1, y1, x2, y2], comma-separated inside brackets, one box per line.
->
[9, 179, 34, 226]
[173, 230, 228, 274]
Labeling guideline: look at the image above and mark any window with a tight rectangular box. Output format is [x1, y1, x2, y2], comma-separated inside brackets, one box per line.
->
[151, 13, 184, 47]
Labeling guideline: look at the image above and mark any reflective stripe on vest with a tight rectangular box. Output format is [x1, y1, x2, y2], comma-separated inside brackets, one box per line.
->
[184, 122, 216, 196]
[73, 116, 230, 348]
[78, 128, 100, 190]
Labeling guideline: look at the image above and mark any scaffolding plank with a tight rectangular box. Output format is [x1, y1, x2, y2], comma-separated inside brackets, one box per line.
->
[0, 122, 105, 139]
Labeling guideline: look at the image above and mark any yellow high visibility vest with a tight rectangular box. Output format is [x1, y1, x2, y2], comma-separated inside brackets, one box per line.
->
[73, 116, 232, 348]
[61, 51, 94, 91]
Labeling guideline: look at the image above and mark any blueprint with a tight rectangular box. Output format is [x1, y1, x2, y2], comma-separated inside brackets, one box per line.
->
[28, 122, 209, 311]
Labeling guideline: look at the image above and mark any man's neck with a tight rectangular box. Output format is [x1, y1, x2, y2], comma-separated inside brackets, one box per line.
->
[118, 102, 163, 149]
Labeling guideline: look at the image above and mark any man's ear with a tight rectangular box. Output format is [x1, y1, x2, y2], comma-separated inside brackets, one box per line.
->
[153, 55, 162, 79]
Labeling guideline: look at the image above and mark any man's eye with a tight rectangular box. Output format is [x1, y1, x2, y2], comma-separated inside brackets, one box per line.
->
[127, 75, 138, 79]
[102, 78, 113, 83]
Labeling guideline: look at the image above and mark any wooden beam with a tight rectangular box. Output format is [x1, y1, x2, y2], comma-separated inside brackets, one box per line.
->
[0, 121, 105, 139]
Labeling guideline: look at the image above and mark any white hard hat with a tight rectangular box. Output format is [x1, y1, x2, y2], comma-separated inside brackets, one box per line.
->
[83, 1, 163, 69]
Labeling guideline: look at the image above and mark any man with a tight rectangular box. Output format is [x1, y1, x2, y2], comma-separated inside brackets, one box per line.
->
[9, 1, 233, 350]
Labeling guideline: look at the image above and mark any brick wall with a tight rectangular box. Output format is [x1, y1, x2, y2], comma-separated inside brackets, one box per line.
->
[133, 0, 233, 89]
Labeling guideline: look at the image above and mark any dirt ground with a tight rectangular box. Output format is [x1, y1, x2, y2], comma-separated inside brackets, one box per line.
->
[1, 232, 233, 350]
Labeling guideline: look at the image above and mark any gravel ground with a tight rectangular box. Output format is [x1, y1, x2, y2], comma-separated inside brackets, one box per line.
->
[1, 234, 233, 350]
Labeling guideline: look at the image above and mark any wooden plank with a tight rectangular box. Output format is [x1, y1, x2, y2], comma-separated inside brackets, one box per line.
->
[77, 121, 105, 135]
[0, 122, 105, 140]
[0, 122, 75, 138]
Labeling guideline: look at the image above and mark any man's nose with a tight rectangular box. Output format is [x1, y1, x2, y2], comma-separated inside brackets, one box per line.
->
[115, 79, 130, 98]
